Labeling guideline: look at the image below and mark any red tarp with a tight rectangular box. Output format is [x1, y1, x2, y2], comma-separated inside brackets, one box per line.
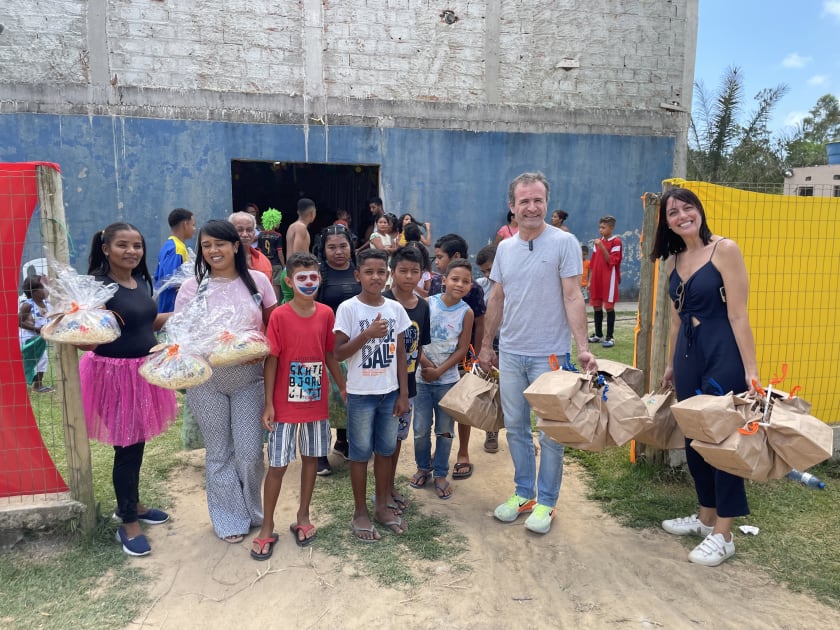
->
[0, 162, 67, 497]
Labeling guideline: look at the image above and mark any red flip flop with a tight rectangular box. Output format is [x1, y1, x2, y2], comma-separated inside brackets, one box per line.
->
[250, 532, 279, 560]
[290, 523, 317, 547]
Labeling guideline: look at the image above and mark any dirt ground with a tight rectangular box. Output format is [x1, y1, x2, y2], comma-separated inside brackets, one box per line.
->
[132, 438, 840, 630]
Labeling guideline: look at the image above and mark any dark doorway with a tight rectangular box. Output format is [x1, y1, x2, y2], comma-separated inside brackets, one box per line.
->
[231, 160, 380, 247]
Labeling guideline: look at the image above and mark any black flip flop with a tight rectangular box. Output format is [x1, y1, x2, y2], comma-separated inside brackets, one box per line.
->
[452, 462, 473, 479]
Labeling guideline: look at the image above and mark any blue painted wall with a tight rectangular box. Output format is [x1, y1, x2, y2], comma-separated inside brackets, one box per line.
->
[1, 114, 674, 298]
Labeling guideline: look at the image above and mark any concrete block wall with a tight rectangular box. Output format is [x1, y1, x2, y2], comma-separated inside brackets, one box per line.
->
[0, 0, 696, 136]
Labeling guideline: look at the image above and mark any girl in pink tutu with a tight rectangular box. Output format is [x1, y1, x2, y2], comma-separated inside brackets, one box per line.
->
[79, 223, 179, 557]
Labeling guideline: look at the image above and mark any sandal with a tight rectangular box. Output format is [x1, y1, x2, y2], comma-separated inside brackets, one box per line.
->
[409, 469, 432, 489]
[250, 533, 279, 560]
[434, 477, 453, 500]
[452, 462, 473, 479]
[223, 534, 245, 544]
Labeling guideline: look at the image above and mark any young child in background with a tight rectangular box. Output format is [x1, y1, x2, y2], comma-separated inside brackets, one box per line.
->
[383, 246, 431, 514]
[588, 215, 622, 348]
[581, 244, 590, 301]
[333, 249, 410, 542]
[413, 259, 474, 500]
[154, 208, 196, 314]
[429, 234, 492, 461]
[475, 244, 496, 306]
[252, 253, 346, 560]
[402, 225, 432, 297]
[18, 276, 54, 393]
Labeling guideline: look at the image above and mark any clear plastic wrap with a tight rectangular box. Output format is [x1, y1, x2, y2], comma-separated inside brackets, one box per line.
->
[206, 306, 270, 367]
[139, 300, 214, 390]
[154, 247, 196, 299]
[41, 261, 121, 345]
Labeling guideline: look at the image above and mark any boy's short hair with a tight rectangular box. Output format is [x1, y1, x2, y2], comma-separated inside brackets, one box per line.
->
[168, 207, 194, 228]
[357, 248, 388, 266]
[286, 252, 320, 275]
[297, 198, 316, 216]
[445, 258, 473, 277]
[390, 245, 424, 271]
[599, 215, 616, 227]
[21, 276, 43, 298]
[434, 233, 468, 259]
[581, 245, 590, 254]
[476, 244, 496, 267]
[369, 196, 383, 207]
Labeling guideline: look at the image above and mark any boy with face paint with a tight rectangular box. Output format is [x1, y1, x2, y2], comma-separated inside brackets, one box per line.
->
[252, 253, 346, 558]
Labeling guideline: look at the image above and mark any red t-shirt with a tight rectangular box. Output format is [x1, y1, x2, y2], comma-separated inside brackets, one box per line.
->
[265, 302, 335, 423]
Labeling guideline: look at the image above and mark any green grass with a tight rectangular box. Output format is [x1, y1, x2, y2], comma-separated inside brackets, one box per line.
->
[309, 466, 468, 586]
[0, 383, 185, 630]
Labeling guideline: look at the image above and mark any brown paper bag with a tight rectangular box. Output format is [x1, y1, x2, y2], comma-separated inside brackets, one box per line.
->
[439, 370, 504, 432]
[537, 401, 600, 444]
[596, 358, 646, 396]
[765, 402, 833, 470]
[602, 377, 649, 446]
[690, 426, 791, 481]
[671, 393, 751, 443]
[635, 389, 685, 449]
[524, 370, 592, 421]
[563, 400, 610, 452]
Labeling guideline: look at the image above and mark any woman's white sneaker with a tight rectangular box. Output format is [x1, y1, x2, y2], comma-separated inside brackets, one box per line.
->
[688, 532, 735, 567]
[662, 514, 714, 537]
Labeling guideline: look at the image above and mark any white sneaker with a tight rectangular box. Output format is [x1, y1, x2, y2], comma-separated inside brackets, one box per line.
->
[688, 532, 735, 567]
[661, 514, 714, 537]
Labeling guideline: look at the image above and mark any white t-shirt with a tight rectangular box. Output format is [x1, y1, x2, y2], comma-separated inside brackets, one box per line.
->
[490, 225, 582, 356]
[175, 270, 277, 331]
[419, 294, 469, 385]
[334, 295, 411, 395]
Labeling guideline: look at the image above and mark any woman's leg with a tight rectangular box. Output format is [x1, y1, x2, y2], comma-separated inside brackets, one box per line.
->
[229, 376, 267, 528]
[113, 442, 145, 538]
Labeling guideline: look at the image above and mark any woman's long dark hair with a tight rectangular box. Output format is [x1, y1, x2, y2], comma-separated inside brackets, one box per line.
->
[649, 188, 713, 261]
[317, 224, 357, 269]
[88, 222, 153, 293]
[195, 220, 259, 296]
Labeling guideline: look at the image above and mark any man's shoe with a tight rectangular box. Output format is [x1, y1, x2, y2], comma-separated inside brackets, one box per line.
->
[587, 334, 602, 343]
[494, 494, 536, 522]
[688, 532, 735, 567]
[523, 504, 556, 534]
[601, 337, 615, 348]
[484, 431, 499, 453]
[662, 514, 714, 537]
[115, 526, 151, 557]
[316, 456, 333, 476]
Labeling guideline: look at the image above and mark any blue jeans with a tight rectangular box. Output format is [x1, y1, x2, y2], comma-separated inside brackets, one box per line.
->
[346, 391, 399, 461]
[413, 381, 456, 479]
[498, 351, 565, 507]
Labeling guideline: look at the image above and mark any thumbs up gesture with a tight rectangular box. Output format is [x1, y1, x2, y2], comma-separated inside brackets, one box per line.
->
[365, 313, 388, 339]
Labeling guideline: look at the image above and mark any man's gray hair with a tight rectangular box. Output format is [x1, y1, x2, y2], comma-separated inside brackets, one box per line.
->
[508, 172, 550, 206]
[228, 211, 256, 227]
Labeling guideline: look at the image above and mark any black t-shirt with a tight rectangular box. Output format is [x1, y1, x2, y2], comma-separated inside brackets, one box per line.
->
[93, 276, 159, 359]
[316, 263, 361, 313]
[256, 230, 284, 266]
[383, 290, 431, 399]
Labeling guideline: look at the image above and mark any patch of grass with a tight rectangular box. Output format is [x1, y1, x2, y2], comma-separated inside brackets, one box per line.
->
[1, 388, 185, 630]
[310, 466, 467, 586]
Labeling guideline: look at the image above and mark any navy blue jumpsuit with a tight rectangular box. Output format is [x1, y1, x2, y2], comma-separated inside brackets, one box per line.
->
[670, 242, 749, 517]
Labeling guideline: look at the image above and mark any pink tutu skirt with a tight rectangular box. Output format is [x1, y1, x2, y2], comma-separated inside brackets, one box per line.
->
[80, 353, 178, 447]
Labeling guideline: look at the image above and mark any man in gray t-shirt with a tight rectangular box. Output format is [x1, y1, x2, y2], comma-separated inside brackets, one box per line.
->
[479, 171, 597, 535]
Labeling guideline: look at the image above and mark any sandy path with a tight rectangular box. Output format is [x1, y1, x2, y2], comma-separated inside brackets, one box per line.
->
[132, 437, 840, 629]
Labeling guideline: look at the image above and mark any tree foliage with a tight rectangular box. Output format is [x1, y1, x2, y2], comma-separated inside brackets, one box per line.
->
[782, 94, 840, 167]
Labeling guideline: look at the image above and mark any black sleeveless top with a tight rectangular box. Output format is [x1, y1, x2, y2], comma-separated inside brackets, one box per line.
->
[93, 276, 159, 359]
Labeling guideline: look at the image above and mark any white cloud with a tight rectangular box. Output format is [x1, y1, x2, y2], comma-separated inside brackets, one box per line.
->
[824, 1, 840, 19]
[782, 53, 813, 68]
[785, 111, 808, 127]
[807, 75, 829, 86]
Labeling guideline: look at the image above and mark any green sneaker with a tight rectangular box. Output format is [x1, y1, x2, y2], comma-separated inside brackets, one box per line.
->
[524, 504, 556, 534]
[494, 494, 536, 522]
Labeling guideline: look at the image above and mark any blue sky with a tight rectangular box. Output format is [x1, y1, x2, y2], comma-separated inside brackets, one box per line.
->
[694, 0, 840, 137]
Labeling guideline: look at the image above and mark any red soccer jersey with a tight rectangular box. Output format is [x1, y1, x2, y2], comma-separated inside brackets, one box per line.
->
[589, 235, 622, 303]
[265, 302, 335, 423]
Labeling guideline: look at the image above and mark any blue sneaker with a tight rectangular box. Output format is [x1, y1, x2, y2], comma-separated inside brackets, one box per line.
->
[112, 508, 170, 525]
[115, 527, 151, 556]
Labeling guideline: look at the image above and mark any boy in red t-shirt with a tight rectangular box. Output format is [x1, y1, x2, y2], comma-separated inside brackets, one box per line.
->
[588, 215, 622, 348]
[251, 253, 346, 560]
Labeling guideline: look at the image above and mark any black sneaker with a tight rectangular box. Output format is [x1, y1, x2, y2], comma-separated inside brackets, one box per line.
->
[316, 456, 332, 476]
[333, 440, 349, 460]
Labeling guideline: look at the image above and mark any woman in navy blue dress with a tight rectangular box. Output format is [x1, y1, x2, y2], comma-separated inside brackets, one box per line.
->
[650, 188, 760, 567]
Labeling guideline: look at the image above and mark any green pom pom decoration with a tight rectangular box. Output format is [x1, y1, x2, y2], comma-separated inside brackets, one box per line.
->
[261, 207, 283, 231]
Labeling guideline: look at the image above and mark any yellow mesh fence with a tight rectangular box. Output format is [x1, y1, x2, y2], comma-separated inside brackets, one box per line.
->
[664, 179, 840, 423]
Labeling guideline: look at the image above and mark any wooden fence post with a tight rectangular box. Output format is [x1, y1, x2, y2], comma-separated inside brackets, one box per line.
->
[36, 165, 97, 534]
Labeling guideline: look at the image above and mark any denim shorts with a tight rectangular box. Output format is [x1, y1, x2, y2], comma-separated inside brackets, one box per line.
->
[346, 390, 399, 461]
[267, 419, 330, 468]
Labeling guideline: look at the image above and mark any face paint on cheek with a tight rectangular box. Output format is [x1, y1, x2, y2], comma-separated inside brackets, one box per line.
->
[293, 273, 320, 295]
